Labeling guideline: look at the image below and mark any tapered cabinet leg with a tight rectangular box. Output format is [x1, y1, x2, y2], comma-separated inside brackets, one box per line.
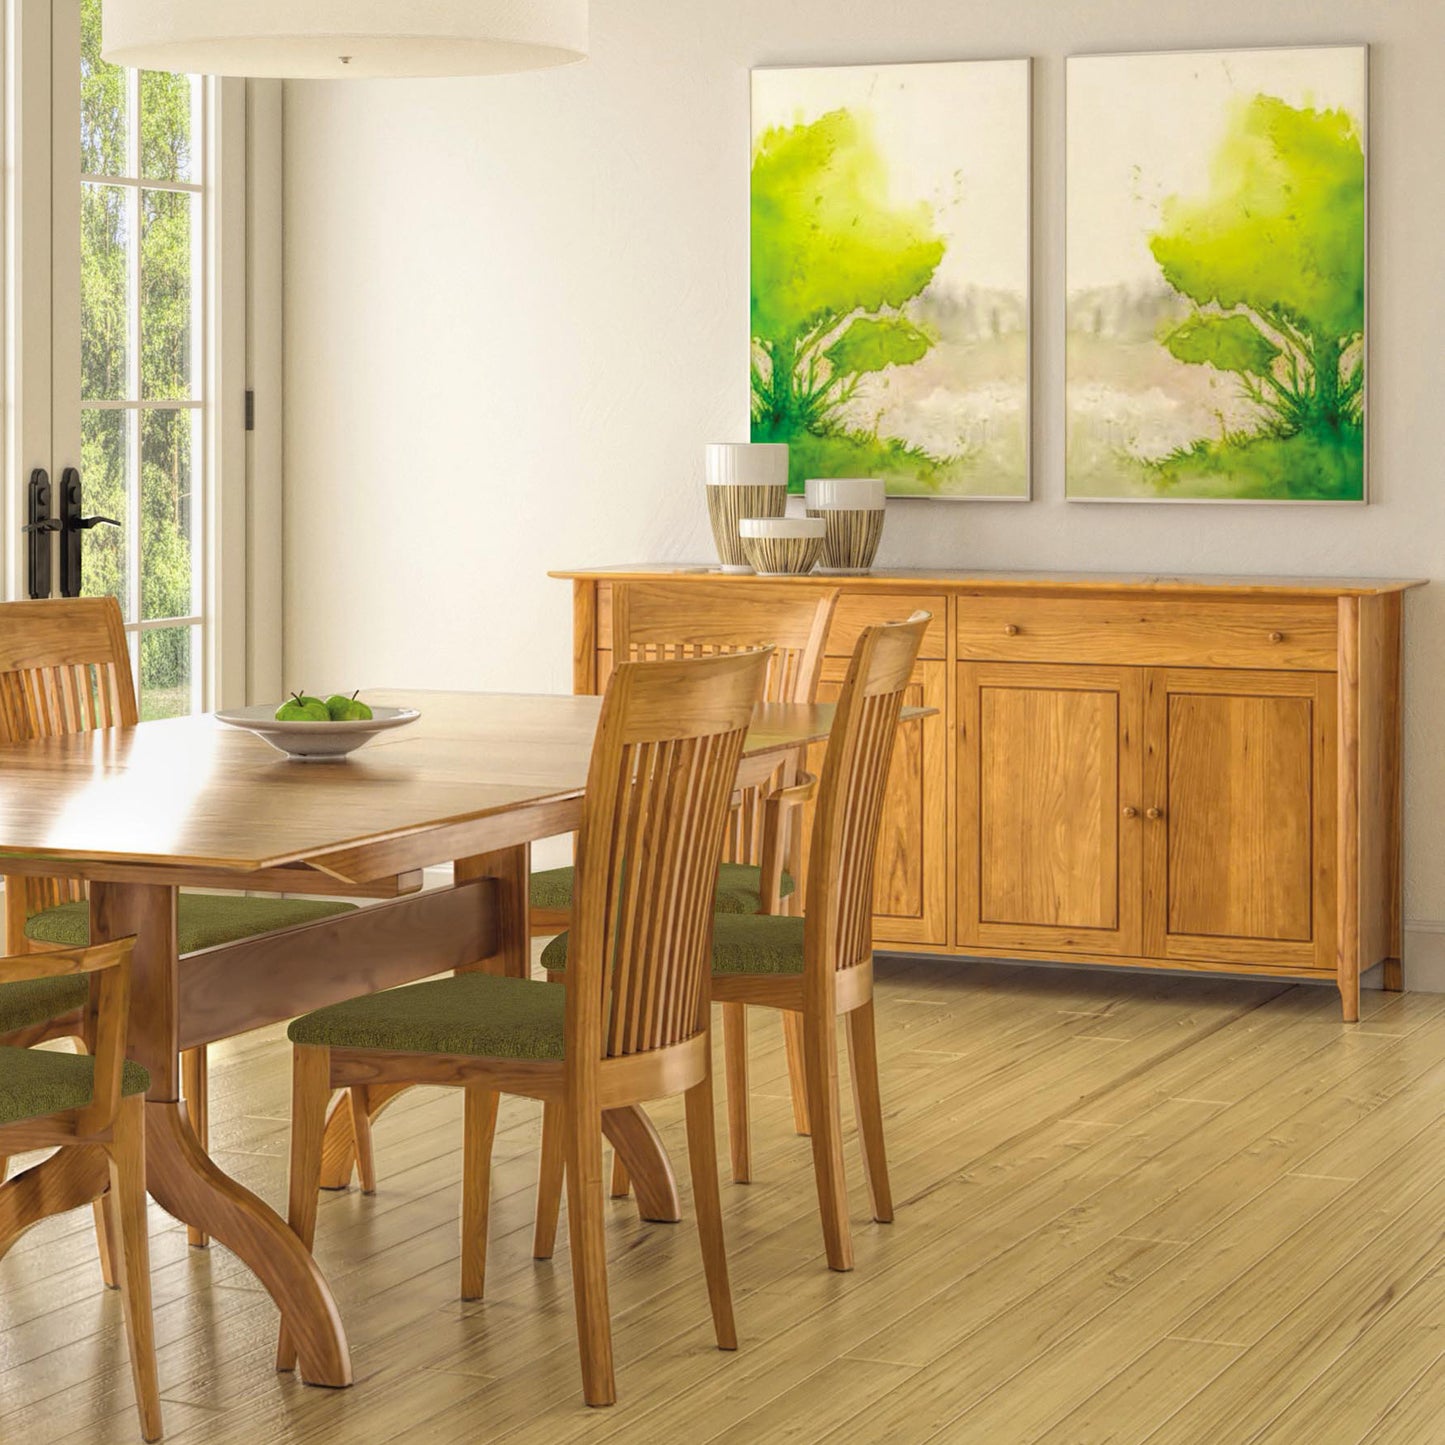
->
[461, 1088, 499, 1300]
[721, 1002, 751, 1183]
[803, 1013, 853, 1272]
[182, 1046, 209, 1247]
[846, 999, 893, 1223]
[108, 1096, 163, 1442]
[684, 1069, 736, 1351]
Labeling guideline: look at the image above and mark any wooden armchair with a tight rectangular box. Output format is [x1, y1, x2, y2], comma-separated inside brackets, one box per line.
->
[0, 937, 161, 1439]
[0, 598, 357, 1249]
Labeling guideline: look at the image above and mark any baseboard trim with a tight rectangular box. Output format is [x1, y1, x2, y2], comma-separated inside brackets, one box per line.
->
[1403, 924, 1445, 993]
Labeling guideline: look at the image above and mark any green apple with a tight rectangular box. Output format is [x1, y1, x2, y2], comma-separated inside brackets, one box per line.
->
[275, 692, 330, 723]
[325, 691, 373, 721]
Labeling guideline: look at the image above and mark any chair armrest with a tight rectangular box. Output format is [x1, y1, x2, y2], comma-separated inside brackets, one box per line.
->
[0, 937, 133, 984]
[767, 772, 817, 810]
[0, 938, 138, 1134]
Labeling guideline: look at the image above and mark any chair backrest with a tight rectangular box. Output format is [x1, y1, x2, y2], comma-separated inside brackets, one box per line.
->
[0, 598, 137, 943]
[804, 613, 931, 984]
[612, 582, 837, 873]
[0, 597, 137, 740]
[613, 581, 836, 707]
[569, 647, 772, 1062]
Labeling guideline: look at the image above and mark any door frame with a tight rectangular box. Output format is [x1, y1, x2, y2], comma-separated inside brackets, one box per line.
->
[3, 0, 248, 709]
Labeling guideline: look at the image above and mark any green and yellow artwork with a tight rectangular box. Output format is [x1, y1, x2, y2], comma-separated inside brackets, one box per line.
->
[751, 61, 1031, 499]
[1066, 47, 1367, 502]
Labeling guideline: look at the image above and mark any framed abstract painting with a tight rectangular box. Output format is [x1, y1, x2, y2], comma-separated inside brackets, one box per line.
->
[1066, 46, 1367, 503]
[751, 59, 1032, 499]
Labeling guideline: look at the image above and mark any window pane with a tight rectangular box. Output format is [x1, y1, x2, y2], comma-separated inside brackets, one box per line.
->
[139, 625, 198, 721]
[80, 409, 132, 620]
[80, 0, 126, 176]
[141, 409, 196, 621]
[141, 70, 199, 183]
[141, 189, 194, 399]
[82, 184, 131, 400]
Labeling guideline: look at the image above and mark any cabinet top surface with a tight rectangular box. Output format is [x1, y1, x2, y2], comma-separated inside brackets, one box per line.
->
[551, 564, 1426, 598]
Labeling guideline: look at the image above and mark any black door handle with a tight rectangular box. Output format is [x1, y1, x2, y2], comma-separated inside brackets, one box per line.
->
[25, 469, 56, 599]
[59, 467, 120, 598]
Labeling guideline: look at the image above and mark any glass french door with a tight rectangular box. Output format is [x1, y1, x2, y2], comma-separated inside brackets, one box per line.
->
[74, 0, 202, 717]
[6, 0, 246, 717]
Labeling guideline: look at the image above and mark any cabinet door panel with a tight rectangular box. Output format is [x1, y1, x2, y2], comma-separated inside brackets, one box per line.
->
[1144, 668, 1335, 970]
[959, 663, 1143, 956]
[804, 659, 948, 947]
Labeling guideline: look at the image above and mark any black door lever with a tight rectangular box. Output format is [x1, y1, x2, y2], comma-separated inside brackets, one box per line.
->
[24, 469, 59, 599]
[59, 466, 120, 599]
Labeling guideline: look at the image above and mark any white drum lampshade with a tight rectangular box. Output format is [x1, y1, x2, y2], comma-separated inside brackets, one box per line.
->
[101, 0, 588, 79]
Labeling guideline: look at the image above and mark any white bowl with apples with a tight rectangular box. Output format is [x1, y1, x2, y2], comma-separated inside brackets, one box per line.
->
[215, 692, 420, 761]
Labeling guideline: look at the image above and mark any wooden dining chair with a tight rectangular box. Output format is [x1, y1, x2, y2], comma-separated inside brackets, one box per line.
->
[0, 936, 161, 1440]
[531, 582, 839, 1184]
[541, 613, 930, 1272]
[530, 582, 837, 928]
[0, 598, 358, 1248]
[281, 647, 772, 1405]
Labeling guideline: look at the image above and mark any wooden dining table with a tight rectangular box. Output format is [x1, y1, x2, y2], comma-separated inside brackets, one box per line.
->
[0, 688, 850, 1387]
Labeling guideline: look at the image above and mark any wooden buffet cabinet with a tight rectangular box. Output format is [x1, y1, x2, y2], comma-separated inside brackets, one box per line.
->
[555, 566, 1424, 1022]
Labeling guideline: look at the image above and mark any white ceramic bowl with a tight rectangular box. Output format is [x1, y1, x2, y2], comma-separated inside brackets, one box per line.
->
[804, 476, 886, 510]
[704, 442, 790, 488]
[215, 703, 421, 761]
[738, 518, 826, 539]
[738, 516, 825, 576]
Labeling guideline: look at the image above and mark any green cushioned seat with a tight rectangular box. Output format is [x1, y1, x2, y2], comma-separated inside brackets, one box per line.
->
[289, 973, 566, 1061]
[0, 974, 91, 1038]
[541, 910, 807, 978]
[530, 862, 795, 917]
[25, 894, 359, 955]
[0, 1047, 149, 1127]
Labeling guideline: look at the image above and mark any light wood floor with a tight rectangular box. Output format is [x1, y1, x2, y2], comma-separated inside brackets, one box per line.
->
[5, 956, 1445, 1443]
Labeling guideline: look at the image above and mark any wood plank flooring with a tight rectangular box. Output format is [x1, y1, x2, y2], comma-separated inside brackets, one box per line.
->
[5, 955, 1445, 1443]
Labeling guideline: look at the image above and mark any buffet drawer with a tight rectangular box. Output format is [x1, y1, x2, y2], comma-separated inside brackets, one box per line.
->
[955, 596, 1338, 671]
[825, 594, 948, 659]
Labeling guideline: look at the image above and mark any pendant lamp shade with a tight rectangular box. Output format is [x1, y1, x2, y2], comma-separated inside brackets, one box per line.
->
[101, 0, 588, 79]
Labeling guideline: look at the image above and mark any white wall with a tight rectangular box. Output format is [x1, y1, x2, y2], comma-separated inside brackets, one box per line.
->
[281, 0, 1445, 968]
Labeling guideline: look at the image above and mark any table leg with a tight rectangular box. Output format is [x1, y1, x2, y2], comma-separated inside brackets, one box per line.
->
[0, 1145, 110, 1261]
[89, 881, 351, 1387]
[146, 1100, 351, 1386]
[456, 845, 532, 979]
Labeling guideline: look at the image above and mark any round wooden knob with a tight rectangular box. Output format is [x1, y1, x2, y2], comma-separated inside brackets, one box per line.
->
[1269, 631, 1285, 644]
[1145, 807, 1164, 821]
[1003, 624, 1019, 636]
[1122, 806, 1138, 819]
